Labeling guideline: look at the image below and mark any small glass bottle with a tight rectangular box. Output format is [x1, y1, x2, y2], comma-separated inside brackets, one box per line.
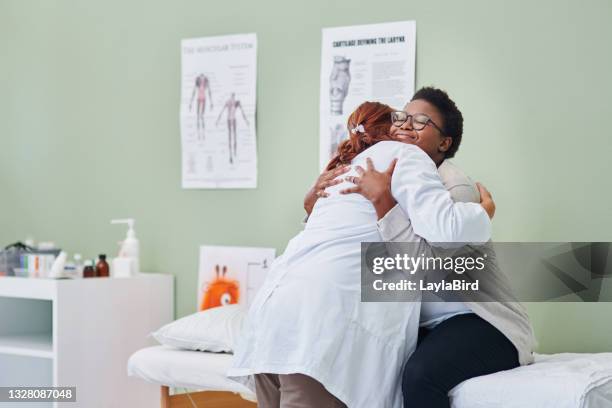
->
[96, 254, 109, 278]
[83, 260, 95, 278]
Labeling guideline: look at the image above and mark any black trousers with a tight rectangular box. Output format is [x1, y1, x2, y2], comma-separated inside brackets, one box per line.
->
[402, 313, 519, 408]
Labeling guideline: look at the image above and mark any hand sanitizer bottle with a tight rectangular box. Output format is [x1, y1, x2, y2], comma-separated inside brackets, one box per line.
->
[110, 218, 140, 277]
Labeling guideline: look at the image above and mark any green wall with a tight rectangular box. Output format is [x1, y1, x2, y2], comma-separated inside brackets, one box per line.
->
[1, 0, 611, 353]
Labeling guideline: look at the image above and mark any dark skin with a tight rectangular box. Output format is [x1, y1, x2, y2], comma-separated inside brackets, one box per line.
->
[305, 99, 496, 219]
[304, 165, 351, 214]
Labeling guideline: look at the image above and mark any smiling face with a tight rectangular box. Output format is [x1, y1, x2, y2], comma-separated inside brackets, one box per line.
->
[390, 99, 452, 165]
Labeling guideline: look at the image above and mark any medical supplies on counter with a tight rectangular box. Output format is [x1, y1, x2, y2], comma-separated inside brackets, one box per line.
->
[0, 241, 60, 277]
[1, 217, 141, 279]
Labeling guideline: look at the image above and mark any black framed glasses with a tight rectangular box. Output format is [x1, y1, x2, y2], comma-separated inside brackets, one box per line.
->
[391, 111, 445, 135]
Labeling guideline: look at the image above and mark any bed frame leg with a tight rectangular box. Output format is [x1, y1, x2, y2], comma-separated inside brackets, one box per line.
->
[161, 385, 170, 408]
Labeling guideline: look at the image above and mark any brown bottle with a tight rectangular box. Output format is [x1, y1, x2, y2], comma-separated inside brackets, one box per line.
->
[96, 254, 109, 278]
[83, 260, 95, 278]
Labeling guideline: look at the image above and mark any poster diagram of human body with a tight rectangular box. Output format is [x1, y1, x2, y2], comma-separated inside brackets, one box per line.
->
[181, 34, 258, 188]
[319, 21, 416, 170]
[197, 245, 276, 311]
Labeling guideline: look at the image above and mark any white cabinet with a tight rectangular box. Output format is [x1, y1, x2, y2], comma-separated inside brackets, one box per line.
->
[0, 274, 173, 408]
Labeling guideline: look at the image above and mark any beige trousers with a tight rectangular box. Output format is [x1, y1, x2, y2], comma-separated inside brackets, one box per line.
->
[254, 373, 347, 408]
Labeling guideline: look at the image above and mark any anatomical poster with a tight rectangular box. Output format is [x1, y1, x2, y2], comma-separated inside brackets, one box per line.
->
[197, 245, 276, 311]
[180, 33, 258, 188]
[319, 21, 416, 170]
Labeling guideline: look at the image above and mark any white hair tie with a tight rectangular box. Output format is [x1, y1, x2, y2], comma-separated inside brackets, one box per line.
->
[351, 124, 365, 134]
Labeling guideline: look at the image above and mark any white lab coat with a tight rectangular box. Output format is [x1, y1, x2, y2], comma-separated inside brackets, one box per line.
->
[228, 141, 491, 407]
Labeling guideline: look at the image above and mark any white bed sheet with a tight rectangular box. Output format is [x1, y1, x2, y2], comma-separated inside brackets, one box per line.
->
[450, 353, 612, 408]
[127, 345, 255, 400]
[128, 347, 612, 408]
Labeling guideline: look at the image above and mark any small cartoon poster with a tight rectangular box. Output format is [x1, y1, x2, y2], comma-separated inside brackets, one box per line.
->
[197, 245, 276, 311]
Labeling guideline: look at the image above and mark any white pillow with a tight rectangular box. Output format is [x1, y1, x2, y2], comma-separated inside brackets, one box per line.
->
[152, 304, 245, 353]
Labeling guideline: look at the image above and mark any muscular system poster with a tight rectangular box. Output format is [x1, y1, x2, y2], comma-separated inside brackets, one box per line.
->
[180, 33, 258, 188]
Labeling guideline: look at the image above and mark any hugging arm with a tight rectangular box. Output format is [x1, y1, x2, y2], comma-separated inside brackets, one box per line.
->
[341, 154, 495, 244]
[303, 165, 351, 216]
[386, 147, 491, 244]
[378, 183, 492, 242]
[304, 147, 495, 243]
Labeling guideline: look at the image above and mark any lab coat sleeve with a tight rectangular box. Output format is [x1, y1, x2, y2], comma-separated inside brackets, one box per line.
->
[390, 146, 491, 244]
[377, 204, 418, 242]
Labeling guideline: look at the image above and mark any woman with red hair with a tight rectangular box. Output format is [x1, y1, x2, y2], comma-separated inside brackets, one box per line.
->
[229, 101, 493, 408]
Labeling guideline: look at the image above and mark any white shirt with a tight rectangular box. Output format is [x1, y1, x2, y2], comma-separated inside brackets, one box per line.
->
[420, 160, 479, 328]
[228, 142, 491, 408]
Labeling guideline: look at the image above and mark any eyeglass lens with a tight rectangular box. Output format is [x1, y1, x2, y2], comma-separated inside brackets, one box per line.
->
[391, 112, 429, 130]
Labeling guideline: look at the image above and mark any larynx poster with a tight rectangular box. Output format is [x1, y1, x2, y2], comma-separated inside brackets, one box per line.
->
[319, 21, 416, 170]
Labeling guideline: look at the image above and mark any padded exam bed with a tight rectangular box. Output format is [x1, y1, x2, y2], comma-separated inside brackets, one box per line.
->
[128, 345, 612, 408]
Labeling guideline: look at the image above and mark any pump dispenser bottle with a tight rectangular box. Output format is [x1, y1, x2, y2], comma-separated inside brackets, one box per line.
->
[110, 218, 140, 277]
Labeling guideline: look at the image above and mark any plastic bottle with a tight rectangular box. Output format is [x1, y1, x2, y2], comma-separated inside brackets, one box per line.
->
[111, 218, 140, 276]
[95, 254, 109, 278]
[48, 251, 67, 279]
